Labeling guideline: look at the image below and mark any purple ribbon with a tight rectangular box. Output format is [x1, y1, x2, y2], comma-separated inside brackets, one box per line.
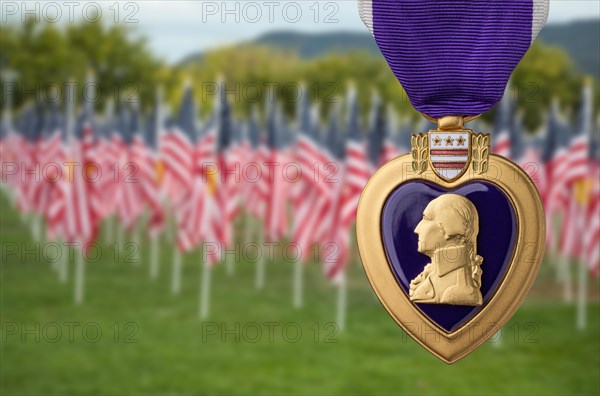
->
[359, 0, 549, 118]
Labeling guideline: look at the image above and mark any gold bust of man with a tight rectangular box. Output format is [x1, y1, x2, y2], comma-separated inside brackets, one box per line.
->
[409, 194, 483, 306]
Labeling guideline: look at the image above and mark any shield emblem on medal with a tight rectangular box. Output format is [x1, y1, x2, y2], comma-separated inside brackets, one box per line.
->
[356, 121, 545, 364]
[428, 131, 471, 181]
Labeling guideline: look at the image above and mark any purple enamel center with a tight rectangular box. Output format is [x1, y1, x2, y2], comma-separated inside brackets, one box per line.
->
[381, 181, 517, 332]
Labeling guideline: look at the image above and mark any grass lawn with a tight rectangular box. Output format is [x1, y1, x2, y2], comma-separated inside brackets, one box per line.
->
[1, 194, 599, 395]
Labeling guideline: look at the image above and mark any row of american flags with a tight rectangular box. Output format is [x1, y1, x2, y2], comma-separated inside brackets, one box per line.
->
[1, 76, 599, 288]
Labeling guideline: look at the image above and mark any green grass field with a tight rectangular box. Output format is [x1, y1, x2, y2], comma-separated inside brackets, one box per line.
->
[1, 193, 599, 395]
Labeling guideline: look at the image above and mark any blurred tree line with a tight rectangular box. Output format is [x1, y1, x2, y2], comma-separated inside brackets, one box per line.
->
[0, 19, 163, 111]
[1, 19, 597, 132]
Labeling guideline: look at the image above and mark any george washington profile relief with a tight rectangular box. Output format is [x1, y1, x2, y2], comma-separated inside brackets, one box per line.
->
[409, 194, 483, 306]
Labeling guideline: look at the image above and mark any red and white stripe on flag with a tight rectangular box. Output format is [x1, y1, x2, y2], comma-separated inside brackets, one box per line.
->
[131, 135, 164, 238]
[62, 125, 100, 249]
[492, 131, 510, 158]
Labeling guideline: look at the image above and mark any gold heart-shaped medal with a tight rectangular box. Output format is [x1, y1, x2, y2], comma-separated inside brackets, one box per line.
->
[356, 118, 545, 364]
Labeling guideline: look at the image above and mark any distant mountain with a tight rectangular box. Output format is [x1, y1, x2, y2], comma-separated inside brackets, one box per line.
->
[180, 20, 599, 78]
[537, 19, 599, 78]
[252, 31, 379, 58]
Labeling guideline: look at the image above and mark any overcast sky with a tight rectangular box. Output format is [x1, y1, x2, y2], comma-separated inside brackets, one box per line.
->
[4, 1, 599, 62]
[133, 0, 600, 62]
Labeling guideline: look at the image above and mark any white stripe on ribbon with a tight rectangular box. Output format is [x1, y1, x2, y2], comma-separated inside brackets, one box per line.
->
[532, 0, 550, 43]
[358, 0, 373, 36]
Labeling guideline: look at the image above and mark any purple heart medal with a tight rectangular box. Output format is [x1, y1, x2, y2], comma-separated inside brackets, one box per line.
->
[356, 0, 549, 363]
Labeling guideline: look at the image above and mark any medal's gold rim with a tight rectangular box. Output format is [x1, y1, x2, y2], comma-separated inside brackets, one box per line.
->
[356, 153, 545, 364]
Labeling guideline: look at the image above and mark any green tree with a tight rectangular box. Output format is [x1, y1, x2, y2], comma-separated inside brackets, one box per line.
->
[0, 18, 162, 111]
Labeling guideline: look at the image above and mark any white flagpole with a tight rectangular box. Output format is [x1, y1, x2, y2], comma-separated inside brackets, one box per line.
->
[561, 255, 573, 303]
[150, 86, 164, 282]
[336, 272, 347, 332]
[74, 250, 85, 304]
[104, 216, 112, 243]
[149, 234, 160, 279]
[226, 209, 236, 276]
[293, 259, 303, 308]
[9, 188, 17, 208]
[59, 240, 69, 284]
[255, 221, 265, 289]
[226, 252, 235, 276]
[552, 214, 562, 283]
[244, 213, 253, 244]
[50, 240, 59, 272]
[256, 252, 265, 289]
[555, 214, 573, 304]
[4, 184, 16, 208]
[199, 261, 212, 319]
[20, 210, 29, 229]
[171, 248, 182, 294]
[50, 236, 60, 273]
[31, 214, 41, 242]
[576, 190, 589, 329]
[117, 223, 124, 251]
[109, 215, 116, 244]
[576, 81, 593, 329]
[1, 68, 17, 209]
[132, 218, 141, 266]
[577, 257, 588, 330]
[168, 213, 176, 245]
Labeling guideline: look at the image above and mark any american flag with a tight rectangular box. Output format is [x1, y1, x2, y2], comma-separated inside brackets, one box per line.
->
[215, 84, 237, 247]
[25, 104, 47, 217]
[334, 86, 372, 281]
[14, 104, 37, 213]
[509, 111, 525, 161]
[244, 106, 266, 220]
[312, 102, 343, 245]
[512, 111, 544, 192]
[583, 153, 599, 276]
[382, 104, 399, 163]
[130, 104, 164, 240]
[545, 100, 572, 249]
[492, 86, 513, 157]
[539, 102, 559, 246]
[339, 85, 370, 240]
[288, 87, 311, 212]
[46, 102, 71, 241]
[394, 119, 413, 155]
[62, 85, 101, 249]
[292, 97, 325, 260]
[143, 97, 166, 239]
[178, 122, 217, 254]
[367, 91, 386, 169]
[116, 102, 144, 232]
[38, 101, 65, 238]
[160, 86, 194, 211]
[559, 84, 593, 261]
[183, 82, 231, 261]
[264, 100, 288, 243]
[229, 120, 248, 222]
[100, 105, 127, 220]
[322, 102, 349, 282]
[166, 85, 199, 252]
[0, 110, 16, 183]
[7, 73, 599, 293]
[197, 124, 219, 263]
[94, 102, 112, 219]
